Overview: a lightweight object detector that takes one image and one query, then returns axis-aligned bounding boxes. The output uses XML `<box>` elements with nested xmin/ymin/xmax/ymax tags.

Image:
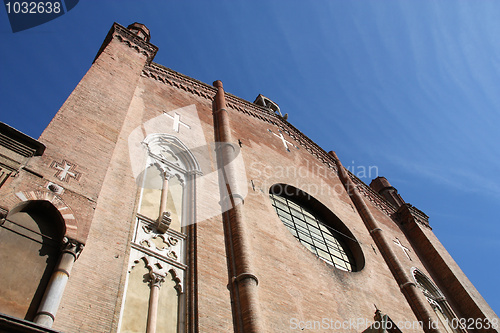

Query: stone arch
<box><xmin>168</xmin><ymin>268</ymin><xmax>183</xmax><ymax>296</ymax></box>
<box><xmin>0</xmin><ymin>199</ymin><xmax>66</xmax><ymax>321</ymax></box>
<box><xmin>412</xmin><ymin>268</ymin><xmax>445</xmax><ymax>301</ymax></box>
<box><xmin>14</xmin><ymin>190</ymin><xmax>78</xmax><ymax>238</ymax></box>
<box><xmin>411</xmin><ymin>267</ymin><xmax>466</xmax><ymax>333</ymax></box>
<box><xmin>143</xmin><ymin>133</ymin><xmax>201</xmax><ymax>174</ymax></box>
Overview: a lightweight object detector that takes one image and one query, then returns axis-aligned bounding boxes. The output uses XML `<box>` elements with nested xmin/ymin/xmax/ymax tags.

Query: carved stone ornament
<box><xmin>157</xmin><ymin>211</ymin><xmax>172</xmax><ymax>233</ymax></box>
<box><xmin>49</xmin><ymin>159</ymin><xmax>82</xmax><ymax>183</ymax></box>
<box><xmin>134</xmin><ymin>217</ymin><xmax>181</xmax><ymax>264</ymax></box>
<box><xmin>148</xmin><ymin>271</ymin><xmax>166</xmax><ymax>288</ymax></box>
<box><xmin>62</xmin><ymin>237</ymin><xmax>84</xmax><ymax>259</ymax></box>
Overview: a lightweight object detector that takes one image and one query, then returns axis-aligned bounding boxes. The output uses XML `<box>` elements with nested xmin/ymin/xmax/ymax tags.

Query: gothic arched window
<box><xmin>269</xmin><ymin>184</ymin><xmax>363</xmax><ymax>272</ymax></box>
<box><xmin>119</xmin><ymin>134</ymin><xmax>200</xmax><ymax>333</ymax></box>
<box><xmin>412</xmin><ymin>268</ymin><xmax>466</xmax><ymax>333</ymax></box>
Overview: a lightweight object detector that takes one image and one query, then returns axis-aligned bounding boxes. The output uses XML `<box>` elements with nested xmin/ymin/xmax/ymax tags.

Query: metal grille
<box><xmin>270</xmin><ymin>193</ymin><xmax>356</xmax><ymax>272</ymax></box>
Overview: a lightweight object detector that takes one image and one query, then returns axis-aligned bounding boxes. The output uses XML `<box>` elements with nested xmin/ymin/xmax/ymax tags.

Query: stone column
<box><xmin>159</xmin><ymin>171</ymin><xmax>170</xmax><ymax>219</ymax></box>
<box><xmin>146</xmin><ymin>272</ymin><xmax>165</xmax><ymax>333</ymax></box>
<box><xmin>157</xmin><ymin>172</ymin><xmax>172</xmax><ymax>233</ymax></box>
<box><xmin>34</xmin><ymin>238</ymin><xmax>84</xmax><ymax>328</ymax></box>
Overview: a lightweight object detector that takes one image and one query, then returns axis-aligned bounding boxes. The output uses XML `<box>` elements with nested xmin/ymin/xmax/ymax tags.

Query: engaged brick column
<box><xmin>213</xmin><ymin>80</ymin><xmax>264</xmax><ymax>333</ymax></box>
<box><xmin>330</xmin><ymin>151</ymin><xmax>441</xmax><ymax>333</ymax></box>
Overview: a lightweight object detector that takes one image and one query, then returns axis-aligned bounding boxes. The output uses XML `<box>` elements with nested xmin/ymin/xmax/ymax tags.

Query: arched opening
<box><xmin>120</xmin><ymin>133</ymin><xmax>199</xmax><ymax>333</ymax></box>
<box><xmin>412</xmin><ymin>268</ymin><xmax>466</xmax><ymax>333</ymax></box>
<box><xmin>0</xmin><ymin>200</ymin><xmax>65</xmax><ymax>321</ymax></box>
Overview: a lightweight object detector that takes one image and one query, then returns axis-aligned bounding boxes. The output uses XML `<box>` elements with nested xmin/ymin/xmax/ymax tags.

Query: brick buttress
<box><xmin>330</xmin><ymin>151</ymin><xmax>441</xmax><ymax>333</ymax></box>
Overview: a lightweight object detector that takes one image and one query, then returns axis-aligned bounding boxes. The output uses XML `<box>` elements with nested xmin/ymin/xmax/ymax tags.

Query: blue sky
<box><xmin>1</xmin><ymin>1</ymin><xmax>499</xmax><ymax>315</ymax></box>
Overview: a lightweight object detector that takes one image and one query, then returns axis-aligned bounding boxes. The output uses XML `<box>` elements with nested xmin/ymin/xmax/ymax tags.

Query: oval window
<box><xmin>269</xmin><ymin>184</ymin><xmax>364</xmax><ymax>272</ymax></box>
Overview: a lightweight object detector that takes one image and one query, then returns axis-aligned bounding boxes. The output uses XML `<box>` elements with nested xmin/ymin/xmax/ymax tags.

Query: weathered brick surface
<box><xmin>2</xmin><ymin>21</ymin><xmax>497</xmax><ymax>333</ymax></box>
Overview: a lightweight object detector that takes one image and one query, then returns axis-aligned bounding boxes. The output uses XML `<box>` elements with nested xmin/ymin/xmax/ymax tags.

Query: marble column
<box><xmin>146</xmin><ymin>272</ymin><xmax>165</xmax><ymax>333</ymax></box>
<box><xmin>34</xmin><ymin>237</ymin><xmax>84</xmax><ymax>327</ymax></box>
<box><xmin>157</xmin><ymin>172</ymin><xmax>172</xmax><ymax>233</ymax></box>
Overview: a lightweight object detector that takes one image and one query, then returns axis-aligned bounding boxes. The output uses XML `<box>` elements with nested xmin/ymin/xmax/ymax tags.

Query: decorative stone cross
<box><xmin>164</xmin><ymin>112</ymin><xmax>191</xmax><ymax>133</ymax></box>
<box><xmin>268</xmin><ymin>129</ymin><xmax>298</xmax><ymax>152</ymax></box>
<box><xmin>50</xmin><ymin>160</ymin><xmax>81</xmax><ymax>183</ymax></box>
<box><xmin>393</xmin><ymin>238</ymin><xmax>412</xmax><ymax>261</ymax></box>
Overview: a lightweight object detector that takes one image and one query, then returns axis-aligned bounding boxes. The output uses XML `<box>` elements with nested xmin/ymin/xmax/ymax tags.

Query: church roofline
<box><xmin>142</xmin><ymin>62</ymin><xmax>428</xmax><ymax>226</ymax></box>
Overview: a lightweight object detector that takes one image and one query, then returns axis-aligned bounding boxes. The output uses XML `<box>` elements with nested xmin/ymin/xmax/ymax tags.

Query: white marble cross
<box><xmin>268</xmin><ymin>129</ymin><xmax>298</xmax><ymax>152</ymax></box>
<box><xmin>393</xmin><ymin>238</ymin><xmax>412</xmax><ymax>261</ymax></box>
<box><xmin>164</xmin><ymin>112</ymin><xmax>191</xmax><ymax>133</ymax></box>
<box><xmin>51</xmin><ymin>160</ymin><xmax>81</xmax><ymax>182</ymax></box>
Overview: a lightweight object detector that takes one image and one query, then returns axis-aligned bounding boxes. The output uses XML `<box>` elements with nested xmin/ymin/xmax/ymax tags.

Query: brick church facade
<box><xmin>0</xmin><ymin>22</ymin><xmax>497</xmax><ymax>333</ymax></box>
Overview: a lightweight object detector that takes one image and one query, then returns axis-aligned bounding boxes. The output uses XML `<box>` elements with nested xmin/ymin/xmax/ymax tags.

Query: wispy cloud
<box><xmin>381</xmin><ymin>152</ymin><xmax>500</xmax><ymax>200</ymax></box>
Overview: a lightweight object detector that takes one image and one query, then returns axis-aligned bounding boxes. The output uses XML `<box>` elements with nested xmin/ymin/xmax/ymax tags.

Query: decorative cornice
<box><xmin>396</xmin><ymin>203</ymin><xmax>432</xmax><ymax>230</ymax></box>
<box><xmin>143</xmin><ymin>64</ymin><xmax>216</xmax><ymax>101</ymax></box>
<box><xmin>351</xmin><ymin>174</ymin><xmax>398</xmax><ymax>216</ymax></box>
<box><xmin>141</xmin><ymin>63</ymin><xmax>423</xmax><ymax>224</ymax></box>
<box><xmin>143</xmin><ymin>64</ymin><xmax>340</xmax><ymax>173</ymax></box>
<box><xmin>275</xmin><ymin>122</ymin><xmax>339</xmax><ymax>173</ymax></box>
<box><xmin>408</xmin><ymin>205</ymin><xmax>431</xmax><ymax>229</ymax></box>
<box><xmin>0</xmin><ymin>122</ymin><xmax>45</xmax><ymax>157</ymax></box>
<box><xmin>94</xmin><ymin>22</ymin><xmax>158</xmax><ymax>64</ymax></box>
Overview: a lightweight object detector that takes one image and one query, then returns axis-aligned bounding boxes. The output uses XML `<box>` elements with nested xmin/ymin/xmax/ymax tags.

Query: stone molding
<box><xmin>408</xmin><ymin>205</ymin><xmax>431</xmax><ymax>229</ymax></box>
<box><xmin>0</xmin><ymin>133</ymin><xmax>37</xmax><ymax>158</ymax></box>
<box><xmin>0</xmin><ymin>313</ymin><xmax>62</xmax><ymax>333</ymax></box>
<box><xmin>396</xmin><ymin>203</ymin><xmax>432</xmax><ymax>230</ymax></box>
<box><xmin>0</xmin><ymin>122</ymin><xmax>45</xmax><ymax>157</ymax></box>
<box><xmin>143</xmin><ymin>64</ymin><xmax>217</xmax><ymax>102</ymax></box>
<box><xmin>141</xmin><ymin>63</ymin><xmax>429</xmax><ymax>225</ymax></box>
<box><xmin>13</xmin><ymin>189</ymin><xmax>79</xmax><ymax>238</ymax></box>
<box><xmin>352</xmin><ymin>175</ymin><xmax>398</xmax><ymax>216</ymax></box>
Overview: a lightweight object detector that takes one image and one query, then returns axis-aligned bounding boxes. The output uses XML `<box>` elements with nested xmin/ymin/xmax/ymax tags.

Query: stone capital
<box><xmin>148</xmin><ymin>272</ymin><xmax>165</xmax><ymax>288</ymax></box>
<box><xmin>61</xmin><ymin>237</ymin><xmax>84</xmax><ymax>260</ymax></box>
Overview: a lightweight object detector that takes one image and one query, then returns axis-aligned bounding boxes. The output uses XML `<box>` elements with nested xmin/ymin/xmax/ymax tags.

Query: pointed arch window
<box><xmin>412</xmin><ymin>268</ymin><xmax>467</xmax><ymax>333</ymax></box>
<box><xmin>119</xmin><ymin>134</ymin><xmax>200</xmax><ymax>333</ymax></box>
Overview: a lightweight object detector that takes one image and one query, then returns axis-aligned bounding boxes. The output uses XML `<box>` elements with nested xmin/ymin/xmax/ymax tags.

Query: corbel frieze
<box><xmin>141</xmin><ymin>63</ymin><xmax>411</xmax><ymax>222</ymax></box>
<box><xmin>94</xmin><ymin>23</ymin><xmax>158</xmax><ymax>64</ymax></box>
<box><xmin>352</xmin><ymin>175</ymin><xmax>398</xmax><ymax>216</ymax></box>
<box><xmin>396</xmin><ymin>203</ymin><xmax>432</xmax><ymax>230</ymax></box>
<box><xmin>112</xmin><ymin>23</ymin><xmax>158</xmax><ymax>64</ymax></box>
